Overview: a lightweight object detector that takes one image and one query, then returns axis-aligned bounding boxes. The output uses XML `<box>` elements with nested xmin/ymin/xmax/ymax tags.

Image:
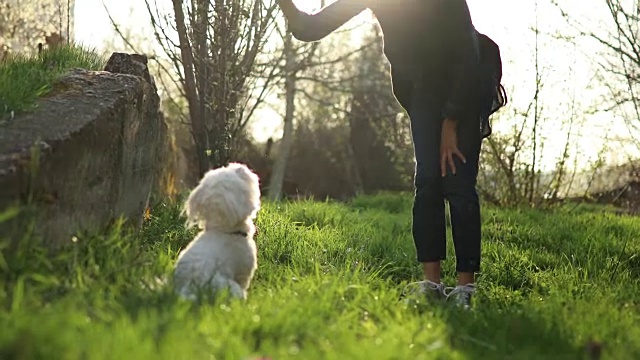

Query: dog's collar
<box><xmin>230</xmin><ymin>230</ymin><xmax>248</xmax><ymax>237</ymax></box>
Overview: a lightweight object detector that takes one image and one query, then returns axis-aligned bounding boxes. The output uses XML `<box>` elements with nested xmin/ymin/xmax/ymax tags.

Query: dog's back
<box><xmin>174</xmin><ymin>231</ymin><xmax>257</xmax><ymax>300</ymax></box>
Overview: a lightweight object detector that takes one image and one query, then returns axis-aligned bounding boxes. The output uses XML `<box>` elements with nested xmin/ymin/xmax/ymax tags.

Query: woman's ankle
<box><xmin>422</xmin><ymin>261</ymin><xmax>442</xmax><ymax>283</ymax></box>
<box><xmin>457</xmin><ymin>272</ymin><xmax>475</xmax><ymax>286</ymax></box>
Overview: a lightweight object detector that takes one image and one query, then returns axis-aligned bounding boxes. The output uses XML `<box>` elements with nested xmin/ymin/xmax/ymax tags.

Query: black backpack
<box><xmin>476</xmin><ymin>31</ymin><xmax>507</xmax><ymax>138</ymax></box>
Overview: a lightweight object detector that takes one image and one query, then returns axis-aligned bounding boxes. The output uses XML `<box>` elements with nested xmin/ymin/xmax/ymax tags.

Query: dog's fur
<box><xmin>174</xmin><ymin>163</ymin><xmax>261</xmax><ymax>300</ymax></box>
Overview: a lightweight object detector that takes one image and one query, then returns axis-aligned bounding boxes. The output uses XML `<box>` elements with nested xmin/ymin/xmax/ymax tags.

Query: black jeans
<box><xmin>409</xmin><ymin>86</ymin><xmax>482</xmax><ymax>273</ymax></box>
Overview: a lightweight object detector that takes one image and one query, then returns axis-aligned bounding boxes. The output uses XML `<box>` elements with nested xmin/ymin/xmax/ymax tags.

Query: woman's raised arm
<box><xmin>277</xmin><ymin>0</ymin><xmax>368</xmax><ymax>42</ymax></box>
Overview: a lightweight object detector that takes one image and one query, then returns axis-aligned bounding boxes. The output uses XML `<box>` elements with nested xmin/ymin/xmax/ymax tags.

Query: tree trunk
<box><xmin>345</xmin><ymin>134</ymin><xmax>364</xmax><ymax>196</ymax></box>
<box><xmin>267</xmin><ymin>32</ymin><xmax>296</xmax><ymax>201</ymax></box>
<box><xmin>209</xmin><ymin>0</ymin><xmax>231</xmax><ymax>169</ymax></box>
<box><xmin>172</xmin><ymin>0</ymin><xmax>209</xmax><ymax>176</ymax></box>
<box><xmin>529</xmin><ymin>0</ymin><xmax>541</xmax><ymax>205</ymax></box>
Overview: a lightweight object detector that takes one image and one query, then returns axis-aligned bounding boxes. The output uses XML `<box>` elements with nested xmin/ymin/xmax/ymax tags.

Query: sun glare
<box><xmin>73</xmin><ymin>0</ymin><xmax>640</xmax><ymax>169</ymax></box>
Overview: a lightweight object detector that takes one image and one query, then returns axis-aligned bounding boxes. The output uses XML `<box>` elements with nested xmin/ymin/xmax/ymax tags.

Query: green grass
<box><xmin>0</xmin><ymin>44</ymin><xmax>106</xmax><ymax>119</ymax></box>
<box><xmin>1</xmin><ymin>193</ymin><xmax>638</xmax><ymax>359</ymax></box>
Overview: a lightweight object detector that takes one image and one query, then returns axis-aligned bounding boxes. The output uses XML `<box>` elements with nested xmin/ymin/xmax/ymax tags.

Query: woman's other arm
<box><xmin>277</xmin><ymin>0</ymin><xmax>368</xmax><ymax>42</ymax></box>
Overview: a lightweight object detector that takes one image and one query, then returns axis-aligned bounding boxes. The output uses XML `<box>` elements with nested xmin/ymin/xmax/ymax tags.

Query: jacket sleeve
<box><xmin>277</xmin><ymin>0</ymin><xmax>368</xmax><ymax>42</ymax></box>
<box><xmin>440</xmin><ymin>0</ymin><xmax>478</xmax><ymax>123</ymax></box>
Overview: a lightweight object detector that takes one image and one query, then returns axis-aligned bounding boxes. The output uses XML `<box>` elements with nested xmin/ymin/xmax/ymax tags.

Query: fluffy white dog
<box><xmin>174</xmin><ymin>162</ymin><xmax>261</xmax><ymax>300</ymax></box>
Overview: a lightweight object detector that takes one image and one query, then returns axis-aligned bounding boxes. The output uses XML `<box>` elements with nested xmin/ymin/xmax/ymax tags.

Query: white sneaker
<box><xmin>402</xmin><ymin>280</ymin><xmax>445</xmax><ymax>305</ymax></box>
<box><xmin>444</xmin><ymin>283</ymin><xmax>476</xmax><ymax>309</ymax></box>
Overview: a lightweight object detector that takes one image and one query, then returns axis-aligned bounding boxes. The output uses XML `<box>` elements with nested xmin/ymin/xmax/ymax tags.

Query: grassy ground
<box><xmin>0</xmin><ymin>193</ymin><xmax>638</xmax><ymax>359</ymax></box>
<box><xmin>0</xmin><ymin>45</ymin><xmax>106</xmax><ymax>120</ymax></box>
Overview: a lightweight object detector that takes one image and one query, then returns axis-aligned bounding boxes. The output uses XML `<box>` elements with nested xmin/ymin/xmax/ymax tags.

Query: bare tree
<box><xmin>134</xmin><ymin>0</ymin><xmax>279</xmax><ymax>176</ymax></box>
<box><xmin>478</xmin><ymin>7</ymin><xmax>549</xmax><ymax>207</ymax></box>
<box><xmin>551</xmin><ymin>0</ymin><xmax>640</xmax><ymax>148</ymax></box>
<box><xmin>477</xmin><ymin>0</ymin><xmax>591</xmax><ymax>207</ymax></box>
<box><xmin>345</xmin><ymin>26</ymin><xmax>413</xmax><ymax>195</ymax></box>
<box><xmin>266</xmin><ymin>0</ymin><xmax>384</xmax><ymax>201</ymax></box>
<box><xmin>527</xmin><ymin>0</ymin><xmax>543</xmax><ymax>205</ymax></box>
<box><xmin>266</xmin><ymin>31</ymin><xmax>298</xmax><ymax>201</ymax></box>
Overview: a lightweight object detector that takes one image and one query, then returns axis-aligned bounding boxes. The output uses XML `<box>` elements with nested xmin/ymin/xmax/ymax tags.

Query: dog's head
<box><xmin>184</xmin><ymin>162</ymin><xmax>261</xmax><ymax>230</ymax></box>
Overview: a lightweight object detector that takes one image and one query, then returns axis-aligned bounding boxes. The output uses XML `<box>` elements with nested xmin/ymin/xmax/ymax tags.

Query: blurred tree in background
<box><xmin>0</xmin><ymin>0</ymin><xmax>74</xmax><ymax>59</ymax></box>
<box><xmin>100</xmin><ymin>0</ymin><xmax>640</xmax><ymax>211</ymax></box>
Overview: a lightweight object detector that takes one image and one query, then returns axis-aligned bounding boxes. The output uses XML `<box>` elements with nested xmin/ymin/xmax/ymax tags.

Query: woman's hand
<box><xmin>440</xmin><ymin>118</ymin><xmax>466</xmax><ymax>177</ymax></box>
<box><xmin>276</xmin><ymin>0</ymin><xmax>368</xmax><ymax>42</ymax></box>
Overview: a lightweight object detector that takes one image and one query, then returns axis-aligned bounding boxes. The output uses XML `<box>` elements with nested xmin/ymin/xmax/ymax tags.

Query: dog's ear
<box><xmin>233</xmin><ymin>164</ymin><xmax>261</xmax><ymax>218</ymax></box>
<box><xmin>184</xmin><ymin>175</ymin><xmax>243</xmax><ymax>229</ymax></box>
<box><xmin>228</xmin><ymin>161</ymin><xmax>260</xmax><ymax>194</ymax></box>
<box><xmin>229</xmin><ymin>163</ymin><xmax>260</xmax><ymax>185</ymax></box>
<box><xmin>183</xmin><ymin>182</ymin><xmax>210</xmax><ymax>228</ymax></box>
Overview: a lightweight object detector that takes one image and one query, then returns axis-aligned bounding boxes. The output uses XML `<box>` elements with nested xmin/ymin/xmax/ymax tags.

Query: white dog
<box><xmin>174</xmin><ymin>162</ymin><xmax>261</xmax><ymax>300</ymax></box>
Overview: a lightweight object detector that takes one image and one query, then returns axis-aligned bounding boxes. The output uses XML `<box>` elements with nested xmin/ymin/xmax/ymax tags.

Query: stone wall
<box><xmin>0</xmin><ymin>53</ymin><xmax>167</xmax><ymax>247</ymax></box>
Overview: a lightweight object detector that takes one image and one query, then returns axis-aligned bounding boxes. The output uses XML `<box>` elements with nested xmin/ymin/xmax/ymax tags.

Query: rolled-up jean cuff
<box><xmin>456</xmin><ymin>258</ymin><xmax>481</xmax><ymax>273</ymax></box>
<box><xmin>417</xmin><ymin>254</ymin><xmax>446</xmax><ymax>263</ymax></box>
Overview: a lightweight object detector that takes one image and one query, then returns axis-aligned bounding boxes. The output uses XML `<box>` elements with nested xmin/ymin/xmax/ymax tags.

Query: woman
<box><xmin>277</xmin><ymin>0</ymin><xmax>483</xmax><ymax>308</ymax></box>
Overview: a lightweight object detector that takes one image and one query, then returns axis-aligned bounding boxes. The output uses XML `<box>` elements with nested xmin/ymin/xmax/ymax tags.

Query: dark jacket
<box><xmin>284</xmin><ymin>0</ymin><xmax>480</xmax><ymax>123</ymax></box>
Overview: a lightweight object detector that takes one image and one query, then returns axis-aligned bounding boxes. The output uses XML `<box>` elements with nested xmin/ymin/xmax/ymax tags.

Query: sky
<box><xmin>74</xmin><ymin>0</ymin><xmax>640</xmax><ymax>171</ymax></box>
